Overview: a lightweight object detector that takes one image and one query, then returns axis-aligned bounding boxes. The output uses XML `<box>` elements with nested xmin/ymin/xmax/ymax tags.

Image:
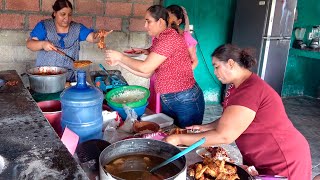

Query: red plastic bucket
<box><xmin>37</xmin><ymin>100</ymin><xmax>62</xmax><ymax>137</ymax></box>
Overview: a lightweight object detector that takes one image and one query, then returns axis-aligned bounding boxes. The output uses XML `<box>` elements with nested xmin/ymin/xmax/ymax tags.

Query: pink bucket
<box><xmin>37</xmin><ymin>100</ymin><xmax>62</xmax><ymax>137</ymax></box>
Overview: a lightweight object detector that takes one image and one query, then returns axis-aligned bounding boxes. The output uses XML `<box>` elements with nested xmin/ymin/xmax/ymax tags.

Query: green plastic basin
<box><xmin>105</xmin><ymin>85</ymin><xmax>150</xmax><ymax>108</ymax></box>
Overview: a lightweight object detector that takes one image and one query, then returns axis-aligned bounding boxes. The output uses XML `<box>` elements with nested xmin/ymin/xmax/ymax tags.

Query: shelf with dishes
<box><xmin>289</xmin><ymin>48</ymin><xmax>320</xmax><ymax>60</ymax></box>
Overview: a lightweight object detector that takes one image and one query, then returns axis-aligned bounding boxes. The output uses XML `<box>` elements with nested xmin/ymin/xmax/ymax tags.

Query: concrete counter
<box><xmin>0</xmin><ymin>70</ymin><xmax>88</xmax><ymax>179</ymax></box>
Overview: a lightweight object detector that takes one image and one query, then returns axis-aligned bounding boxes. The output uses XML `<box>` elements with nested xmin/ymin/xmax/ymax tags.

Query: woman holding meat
<box><xmin>26</xmin><ymin>0</ymin><xmax>111</xmax><ymax>81</ymax></box>
<box><xmin>105</xmin><ymin>5</ymin><xmax>205</xmax><ymax>128</ymax></box>
<box><xmin>164</xmin><ymin>44</ymin><xmax>311</xmax><ymax>179</ymax></box>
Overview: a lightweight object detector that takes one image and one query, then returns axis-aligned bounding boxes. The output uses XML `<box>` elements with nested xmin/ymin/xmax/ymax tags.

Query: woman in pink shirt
<box><xmin>167</xmin><ymin>5</ymin><xmax>198</xmax><ymax>69</ymax></box>
<box><xmin>164</xmin><ymin>44</ymin><xmax>311</xmax><ymax>179</ymax></box>
<box><xmin>105</xmin><ymin>5</ymin><xmax>204</xmax><ymax>128</ymax></box>
<box><xmin>148</xmin><ymin>5</ymin><xmax>199</xmax><ymax>114</ymax></box>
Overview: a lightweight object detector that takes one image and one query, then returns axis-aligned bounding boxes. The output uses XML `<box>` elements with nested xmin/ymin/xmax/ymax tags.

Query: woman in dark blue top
<box><xmin>26</xmin><ymin>0</ymin><xmax>112</xmax><ymax>81</ymax></box>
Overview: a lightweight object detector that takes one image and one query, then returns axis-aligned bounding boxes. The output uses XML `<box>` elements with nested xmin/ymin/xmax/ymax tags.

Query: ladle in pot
<box><xmin>150</xmin><ymin>137</ymin><xmax>206</xmax><ymax>173</ymax></box>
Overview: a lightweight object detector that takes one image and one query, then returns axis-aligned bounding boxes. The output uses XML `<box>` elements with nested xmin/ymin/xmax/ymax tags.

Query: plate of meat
<box><xmin>196</xmin><ymin>145</ymin><xmax>243</xmax><ymax>165</ymax></box>
<box><xmin>187</xmin><ymin>158</ymin><xmax>253</xmax><ymax>180</ymax></box>
<box><xmin>123</xmin><ymin>49</ymin><xmax>144</xmax><ymax>57</ymax></box>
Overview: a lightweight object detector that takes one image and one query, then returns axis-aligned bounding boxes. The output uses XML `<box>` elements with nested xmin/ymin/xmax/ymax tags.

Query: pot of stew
<box><xmin>99</xmin><ymin>138</ymin><xmax>187</xmax><ymax>180</ymax></box>
<box><xmin>27</xmin><ymin>66</ymin><xmax>67</xmax><ymax>93</ymax></box>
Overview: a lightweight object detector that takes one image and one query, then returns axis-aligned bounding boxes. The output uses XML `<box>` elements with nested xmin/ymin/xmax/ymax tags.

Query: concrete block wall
<box><xmin>0</xmin><ymin>0</ymin><xmax>159</xmax><ymax>88</ymax></box>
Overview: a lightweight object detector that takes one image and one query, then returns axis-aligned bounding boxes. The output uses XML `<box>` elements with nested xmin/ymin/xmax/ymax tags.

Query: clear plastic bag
<box><xmin>118</xmin><ymin>105</ymin><xmax>137</xmax><ymax>133</ymax></box>
<box><xmin>102</xmin><ymin>110</ymin><xmax>122</xmax><ymax>143</ymax></box>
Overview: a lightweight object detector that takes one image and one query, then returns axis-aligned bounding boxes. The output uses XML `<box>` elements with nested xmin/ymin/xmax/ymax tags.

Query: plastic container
<box><xmin>141</xmin><ymin>113</ymin><xmax>174</xmax><ymax>128</ymax></box>
<box><xmin>107</xmin><ymin>102</ymin><xmax>148</xmax><ymax>120</ymax></box>
<box><xmin>105</xmin><ymin>85</ymin><xmax>150</xmax><ymax>108</ymax></box>
<box><xmin>37</xmin><ymin>100</ymin><xmax>62</xmax><ymax>137</ymax></box>
<box><xmin>60</xmin><ymin>70</ymin><xmax>104</xmax><ymax>143</ymax></box>
<box><xmin>0</xmin><ymin>79</ymin><xmax>4</xmax><ymax>88</ymax></box>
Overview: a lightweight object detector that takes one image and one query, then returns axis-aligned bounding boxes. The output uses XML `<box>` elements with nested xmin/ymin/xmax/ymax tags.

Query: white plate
<box><xmin>196</xmin><ymin>144</ymin><xmax>243</xmax><ymax>165</ymax></box>
<box><xmin>140</xmin><ymin>113</ymin><xmax>174</xmax><ymax>128</ymax></box>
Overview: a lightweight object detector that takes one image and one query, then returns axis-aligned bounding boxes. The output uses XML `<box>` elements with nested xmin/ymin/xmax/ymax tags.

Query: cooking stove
<box><xmin>90</xmin><ymin>70</ymin><xmax>128</xmax><ymax>93</ymax></box>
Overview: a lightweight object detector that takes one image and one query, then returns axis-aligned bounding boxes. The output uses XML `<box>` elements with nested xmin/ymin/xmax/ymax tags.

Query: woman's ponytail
<box><xmin>212</xmin><ymin>44</ymin><xmax>257</xmax><ymax>70</ymax></box>
<box><xmin>170</xmin><ymin>22</ymin><xmax>180</xmax><ymax>33</ymax></box>
<box><xmin>240</xmin><ymin>49</ymin><xmax>256</xmax><ymax>69</ymax></box>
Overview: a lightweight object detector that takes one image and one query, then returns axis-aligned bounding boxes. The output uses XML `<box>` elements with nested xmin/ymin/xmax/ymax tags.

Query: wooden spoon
<box><xmin>53</xmin><ymin>49</ymin><xmax>92</xmax><ymax>68</ymax></box>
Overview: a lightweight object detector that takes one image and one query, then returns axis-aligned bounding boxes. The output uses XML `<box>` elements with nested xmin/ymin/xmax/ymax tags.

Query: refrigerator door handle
<box><xmin>262</xmin><ymin>36</ymin><xmax>292</xmax><ymax>40</ymax></box>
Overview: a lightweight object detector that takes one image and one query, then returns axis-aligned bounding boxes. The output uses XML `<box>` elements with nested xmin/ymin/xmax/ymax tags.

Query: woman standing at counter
<box><xmin>105</xmin><ymin>5</ymin><xmax>205</xmax><ymax>128</ymax></box>
<box><xmin>26</xmin><ymin>0</ymin><xmax>111</xmax><ymax>81</ymax></box>
<box><xmin>164</xmin><ymin>44</ymin><xmax>311</xmax><ymax>179</ymax></box>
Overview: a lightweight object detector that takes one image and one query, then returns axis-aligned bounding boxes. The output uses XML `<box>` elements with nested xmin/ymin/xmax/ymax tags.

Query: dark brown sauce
<box><xmin>104</xmin><ymin>154</ymin><xmax>181</xmax><ymax>180</ymax></box>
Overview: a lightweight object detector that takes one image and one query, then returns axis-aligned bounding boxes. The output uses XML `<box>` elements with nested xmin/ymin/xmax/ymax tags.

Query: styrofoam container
<box><xmin>140</xmin><ymin>113</ymin><xmax>174</xmax><ymax>128</ymax></box>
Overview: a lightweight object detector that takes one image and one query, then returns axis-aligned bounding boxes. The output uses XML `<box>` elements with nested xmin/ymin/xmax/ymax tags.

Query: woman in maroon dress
<box><xmin>164</xmin><ymin>44</ymin><xmax>311</xmax><ymax>179</ymax></box>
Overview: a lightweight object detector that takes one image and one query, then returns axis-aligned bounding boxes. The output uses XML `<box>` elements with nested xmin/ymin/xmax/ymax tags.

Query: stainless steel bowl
<box><xmin>27</xmin><ymin>66</ymin><xmax>67</xmax><ymax>94</ymax></box>
<box><xmin>99</xmin><ymin>138</ymin><xmax>187</xmax><ymax>180</ymax></box>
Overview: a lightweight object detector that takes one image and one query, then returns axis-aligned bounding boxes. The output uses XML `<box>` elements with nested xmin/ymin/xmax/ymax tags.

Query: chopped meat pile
<box><xmin>205</xmin><ymin>147</ymin><xmax>234</xmax><ymax>163</ymax></box>
<box><xmin>98</xmin><ymin>36</ymin><xmax>106</xmax><ymax>49</ymax></box>
<box><xmin>97</xmin><ymin>30</ymin><xmax>113</xmax><ymax>49</ymax></box>
<box><xmin>188</xmin><ymin>157</ymin><xmax>240</xmax><ymax>180</ymax></box>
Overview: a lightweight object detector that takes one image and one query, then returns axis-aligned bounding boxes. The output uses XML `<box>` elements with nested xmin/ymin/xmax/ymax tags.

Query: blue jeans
<box><xmin>160</xmin><ymin>83</ymin><xmax>205</xmax><ymax>128</ymax></box>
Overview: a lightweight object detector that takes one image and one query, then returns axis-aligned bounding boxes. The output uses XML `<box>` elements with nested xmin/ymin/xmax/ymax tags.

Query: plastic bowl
<box><xmin>133</xmin><ymin>121</ymin><xmax>160</xmax><ymax>134</ymax></box>
<box><xmin>105</xmin><ymin>85</ymin><xmax>150</xmax><ymax>108</ymax></box>
<box><xmin>107</xmin><ymin>102</ymin><xmax>148</xmax><ymax>120</ymax></box>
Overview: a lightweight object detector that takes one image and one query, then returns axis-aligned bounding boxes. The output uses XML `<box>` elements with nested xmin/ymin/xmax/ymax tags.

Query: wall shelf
<box><xmin>289</xmin><ymin>48</ymin><xmax>320</xmax><ymax>59</ymax></box>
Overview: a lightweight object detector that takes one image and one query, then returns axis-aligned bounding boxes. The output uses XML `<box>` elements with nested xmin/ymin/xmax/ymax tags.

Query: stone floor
<box><xmin>203</xmin><ymin>96</ymin><xmax>320</xmax><ymax>179</ymax></box>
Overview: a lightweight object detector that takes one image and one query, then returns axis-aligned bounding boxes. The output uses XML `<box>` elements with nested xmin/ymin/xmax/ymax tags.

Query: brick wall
<box><xmin>0</xmin><ymin>0</ymin><xmax>159</xmax><ymax>87</ymax></box>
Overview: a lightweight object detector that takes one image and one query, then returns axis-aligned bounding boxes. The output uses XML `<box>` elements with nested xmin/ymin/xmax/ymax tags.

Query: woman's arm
<box><xmin>188</xmin><ymin>46</ymin><xmax>198</xmax><ymax>70</ymax></box>
<box><xmin>106</xmin><ymin>50</ymin><xmax>166</xmax><ymax>74</ymax></box>
<box><xmin>186</xmin><ymin>118</ymin><xmax>220</xmax><ymax>132</ymax></box>
<box><xmin>164</xmin><ymin>105</ymin><xmax>256</xmax><ymax>147</ymax></box>
<box><xmin>26</xmin><ymin>37</ymin><xmax>57</xmax><ymax>52</ymax></box>
<box><xmin>118</xmin><ymin>61</ymin><xmax>153</xmax><ymax>78</ymax></box>
<box><xmin>121</xmin><ymin>52</ymin><xmax>166</xmax><ymax>74</ymax></box>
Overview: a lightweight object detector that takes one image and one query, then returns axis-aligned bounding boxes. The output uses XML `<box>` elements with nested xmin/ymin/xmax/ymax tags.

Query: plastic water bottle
<box><xmin>60</xmin><ymin>70</ymin><xmax>104</xmax><ymax>143</ymax></box>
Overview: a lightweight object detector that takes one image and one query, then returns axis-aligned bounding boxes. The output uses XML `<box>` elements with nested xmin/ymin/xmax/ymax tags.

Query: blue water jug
<box><xmin>60</xmin><ymin>70</ymin><xmax>104</xmax><ymax>143</ymax></box>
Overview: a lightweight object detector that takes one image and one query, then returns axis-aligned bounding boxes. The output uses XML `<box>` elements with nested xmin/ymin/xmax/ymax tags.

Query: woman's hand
<box><xmin>163</xmin><ymin>134</ymin><xmax>181</xmax><ymax>146</ymax></box>
<box><xmin>186</xmin><ymin>125</ymin><xmax>203</xmax><ymax>132</ymax></box>
<box><xmin>94</xmin><ymin>29</ymin><xmax>113</xmax><ymax>39</ymax></box>
<box><xmin>42</xmin><ymin>41</ymin><xmax>56</xmax><ymax>51</ymax></box>
<box><xmin>105</xmin><ymin>49</ymin><xmax>123</xmax><ymax>66</ymax></box>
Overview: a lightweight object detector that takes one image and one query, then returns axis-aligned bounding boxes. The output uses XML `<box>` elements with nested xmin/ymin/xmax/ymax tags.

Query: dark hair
<box><xmin>147</xmin><ymin>5</ymin><xmax>169</xmax><ymax>26</ymax></box>
<box><xmin>166</xmin><ymin>5</ymin><xmax>185</xmax><ymax>25</ymax></box>
<box><xmin>51</xmin><ymin>0</ymin><xmax>73</xmax><ymax>19</ymax></box>
<box><xmin>211</xmin><ymin>44</ymin><xmax>257</xmax><ymax>69</ymax></box>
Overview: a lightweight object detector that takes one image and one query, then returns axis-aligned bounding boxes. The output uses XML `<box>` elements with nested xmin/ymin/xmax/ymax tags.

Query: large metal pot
<box><xmin>27</xmin><ymin>66</ymin><xmax>67</xmax><ymax>93</ymax></box>
<box><xmin>99</xmin><ymin>138</ymin><xmax>186</xmax><ymax>180</ymax></box>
